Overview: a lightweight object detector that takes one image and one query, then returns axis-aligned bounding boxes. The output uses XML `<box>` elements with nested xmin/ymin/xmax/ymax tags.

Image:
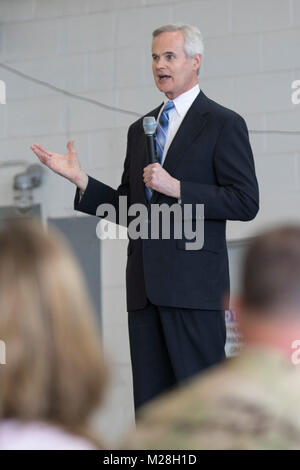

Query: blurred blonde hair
<box><xmin>0</xmin><ymin>219</ymin><xmax>108</xmax><ymax>447</ymax></box>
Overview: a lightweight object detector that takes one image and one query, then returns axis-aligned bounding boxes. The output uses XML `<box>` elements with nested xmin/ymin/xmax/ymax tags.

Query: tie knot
<box><xmin>163</xmin><ymin>100</ymin><xmax>175</xmax><ymax>114</ymax></box>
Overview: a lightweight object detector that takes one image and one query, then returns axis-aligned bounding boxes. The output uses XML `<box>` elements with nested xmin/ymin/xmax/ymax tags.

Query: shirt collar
<box><xmin>164</xmin><ymin>83</ymin><xmax>200</xmax><ymax>117</ymax></box>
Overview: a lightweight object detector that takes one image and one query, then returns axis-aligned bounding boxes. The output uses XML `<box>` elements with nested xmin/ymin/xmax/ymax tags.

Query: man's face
<box><xmin>152</xmin><ymin>31</ymin><xmax>201</xmax><ymax>100</ymax></box>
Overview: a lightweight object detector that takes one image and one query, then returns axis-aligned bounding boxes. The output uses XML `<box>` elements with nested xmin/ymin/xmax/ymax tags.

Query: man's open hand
<box><xmin>30</xmin><ymin>141</ymin><xmax>88</xmax><ymax>191</ymax></box>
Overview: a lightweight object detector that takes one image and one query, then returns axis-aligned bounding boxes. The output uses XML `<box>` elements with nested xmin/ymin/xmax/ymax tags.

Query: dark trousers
<box><xmin>128</xmin><ymin>299</ymin><xmax>226</xmax><ymax>411</ymax></box>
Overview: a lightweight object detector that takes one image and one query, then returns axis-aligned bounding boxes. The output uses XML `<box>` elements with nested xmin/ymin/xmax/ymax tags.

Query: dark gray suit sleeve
<box><xmin>180</xmin><ymin>114</ymin><xmax>259</xmax><ymax>221</ymax></box>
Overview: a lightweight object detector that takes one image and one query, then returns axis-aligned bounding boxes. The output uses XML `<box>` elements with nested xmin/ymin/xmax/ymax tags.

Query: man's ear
<box><xmin>223</xmin><ymin>291</ymin><xmax>230</xmax><ymax>311</ymax></box>
<box><xmin>193</xmin><ymin>53</ymin><xmax>202</xmax><ymax>71</ymax></box>
<box><xmin>231</xmin><ymin>295</ymin><xmax>255</xmax><ymax>339</ymax></box>
<box><xmin>231</xmin><ymin>295</ymin><xmax>244</xmax><ymax>324</ymax></box>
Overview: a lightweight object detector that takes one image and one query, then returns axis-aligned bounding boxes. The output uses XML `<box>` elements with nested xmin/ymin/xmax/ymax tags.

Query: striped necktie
<box><xmin>145</xmin><ymin>100</ymin><xmax>175</xmax><ymax>201</ymax></box>
<box><xmin>156</xmin><ymin>100</ymin><xmax>175</xmax><ymax>164</ymax></box>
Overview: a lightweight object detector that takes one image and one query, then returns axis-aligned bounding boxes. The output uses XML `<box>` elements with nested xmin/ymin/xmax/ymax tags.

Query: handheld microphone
<box><xmin>143</xmin><ymin>116</ymin><xmax>158</xmax><ymax>164</ymax></box>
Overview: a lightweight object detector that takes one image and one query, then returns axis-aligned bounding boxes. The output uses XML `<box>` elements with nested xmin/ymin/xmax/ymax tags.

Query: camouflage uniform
<box><xmin>122</xmin><ymin>347</ymin><xmax>300</xmax><ymax>450</ymax></box>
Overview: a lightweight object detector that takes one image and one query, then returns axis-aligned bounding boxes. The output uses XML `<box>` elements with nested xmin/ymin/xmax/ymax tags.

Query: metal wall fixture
<box><xmin>13</xmin><ymin>164</ymin><xmax>44</xmax><ymax>210</ymax></box>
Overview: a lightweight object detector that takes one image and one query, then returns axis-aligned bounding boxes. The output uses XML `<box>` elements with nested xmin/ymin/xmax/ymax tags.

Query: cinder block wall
<box><xmin>0</xmin><ymin>0</ymin><xmax>299</xmax><ymax>445</ymax></box>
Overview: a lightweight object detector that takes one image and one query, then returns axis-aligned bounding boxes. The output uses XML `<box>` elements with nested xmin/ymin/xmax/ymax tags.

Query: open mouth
<box><xmin>158</xmin><ymin>75</ymin><xmax>171</xmax><ymax>82</ymax></box>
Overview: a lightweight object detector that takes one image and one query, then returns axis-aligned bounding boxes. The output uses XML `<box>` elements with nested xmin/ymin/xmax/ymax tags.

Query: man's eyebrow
<box><xmin>152</xmin><ymin>51</ymin><xmax>177</xmax><ymax>57</ymax></box>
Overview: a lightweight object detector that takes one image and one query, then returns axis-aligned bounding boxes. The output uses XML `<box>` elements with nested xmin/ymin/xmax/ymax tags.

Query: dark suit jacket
<box><xmin>74</xmin><ymin>90</ymin><xmax>259</xmax><ymax>312</ymax></box>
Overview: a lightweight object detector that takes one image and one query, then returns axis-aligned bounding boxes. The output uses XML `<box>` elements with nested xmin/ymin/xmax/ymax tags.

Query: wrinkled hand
<box><xmin>143</xmin><ymin>163</ymin><xmax>181</xmax><ymax>199</ymax></box>
<box><xmin>30</xmin><ymin>141</ymin><xmax>88</xmax><ymax>190</ymax></box>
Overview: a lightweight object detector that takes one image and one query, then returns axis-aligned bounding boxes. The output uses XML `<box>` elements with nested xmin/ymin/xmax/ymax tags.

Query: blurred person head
<box><xmin>152</xmin><ymin>23</ymin><xmax>203</xmax><ymax>100</ymax></box>
<box><xmin>234</xmin><ymin>225</ymin><xmax>300</xmax><ymax>353</ymax></box>
<box><xmin>0</xmin><ymin>219</ymin><xmax>108</xmax><ymax>448</ymax></box>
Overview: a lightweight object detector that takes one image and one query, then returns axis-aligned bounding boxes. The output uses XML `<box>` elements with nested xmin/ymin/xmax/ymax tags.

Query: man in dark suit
<box><xmin>31</xmin><ymin>24</ymin><xmax>259</xmax><ymax>412</ymax></box>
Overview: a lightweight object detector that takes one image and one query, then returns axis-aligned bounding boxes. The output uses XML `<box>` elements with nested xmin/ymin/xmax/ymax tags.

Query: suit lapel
<box><xmin>162</xmin><ymin>107</ymin><xmax>208</xmax><ymax>174</ymax></box>
<box><xmin>150</xmin><ymin>90</ymin><xmax>210</xmax><ymax>203</ymax></box>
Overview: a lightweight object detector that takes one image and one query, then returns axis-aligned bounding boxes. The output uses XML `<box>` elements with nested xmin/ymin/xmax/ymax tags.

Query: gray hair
<box><xmin>152</xmin><ymin>23</ymin><xmax>204</xmax><ymax>75</ymax></box>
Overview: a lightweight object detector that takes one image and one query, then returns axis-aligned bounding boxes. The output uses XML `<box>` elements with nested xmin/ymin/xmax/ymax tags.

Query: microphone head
<box><xmin>143</xmin><ymin>116</ymin><xmax>157</xmax><ymax>135</ymax></box>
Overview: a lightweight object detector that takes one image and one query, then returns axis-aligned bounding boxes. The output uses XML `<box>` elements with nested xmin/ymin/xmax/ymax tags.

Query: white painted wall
<box><xmin>0</xmin><ymin>0</ymin><xmax>300</xmax><ymax>446</ymax></box>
